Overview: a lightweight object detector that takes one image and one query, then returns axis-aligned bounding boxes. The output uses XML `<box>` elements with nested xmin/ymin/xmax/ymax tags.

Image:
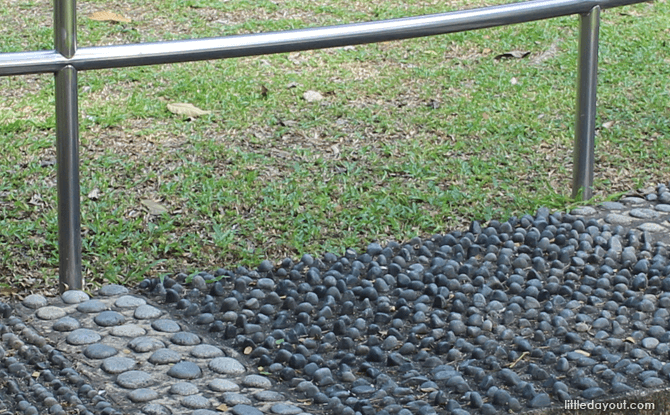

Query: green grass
<box><xmin>0</xmin><ymin>0</ymin><xmax>668</xmax><ymax>291</ymax></box>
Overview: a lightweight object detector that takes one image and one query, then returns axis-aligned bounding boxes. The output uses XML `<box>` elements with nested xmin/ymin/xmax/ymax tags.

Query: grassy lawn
<box><xmin>0</xmin><ymin>0</ymin><xmax>668</xmax><ymax>293</ymax></box>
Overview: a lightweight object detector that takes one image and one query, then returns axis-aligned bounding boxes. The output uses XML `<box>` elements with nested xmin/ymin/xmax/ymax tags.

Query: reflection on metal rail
<box><xmin>0</xmin><ymin>0</ymin><xmax>650</xmax><ymax>292</ymax></box>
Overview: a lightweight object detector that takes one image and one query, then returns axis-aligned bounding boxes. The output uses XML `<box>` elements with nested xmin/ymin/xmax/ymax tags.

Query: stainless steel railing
<box><xmin>0</xmin><ymin>0</ymin><xmax>650</xmax><ymax>291</ymax></box>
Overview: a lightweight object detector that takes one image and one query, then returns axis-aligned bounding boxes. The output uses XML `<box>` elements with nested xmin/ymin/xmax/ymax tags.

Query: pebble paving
<box><xmin>4</xmin><ymin>187</ymin><xmax>670</xmax><ymax>415</ymax></box>
<box><xmin>16</xmin><ymin>286</ymin><xmax>311</xmax><ymax>415</ymax></box>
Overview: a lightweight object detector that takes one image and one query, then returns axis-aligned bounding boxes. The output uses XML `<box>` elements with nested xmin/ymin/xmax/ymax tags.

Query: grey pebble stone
<box><xmin>36</xmin><ymin>306</ymin><xmax>66</xmax><ymax>320</ymax></box>
<box><xmin>181</xmin><ymin>395</ymin><xmax>211</xmax><ymax>409</ymax></box>
<box><xmin>66</xmin><ymin>329</ymin><xmax>101</xmax><ymax>345</ymax></box>
<box><xmin>129</xmin><ymin>337</ymin><xmax>165</xmax><ymax>353</ymax></box>
<box><xmin>642</xmin><ymin>338</ymin><xmax>660</xmax><ymax>349</ymax></box>
<box><xmin>110</xmin><ymin>324</ymin><xmax>146</xmax><ymax>337</ymax></box>
<box><xmin>605</xmin><ymin>214</ymin><xmax>634</xmax><ymax>225</ymax></box>
<box><xmin>117</xmin><ymin>370</ymin><xmax>155</xmax><ymax>389</ymax></box>
<box><xmin>209</xmin><ymin>357</ymin><xmax>246</xmax><ymax>374</ymax></box>
<box><xmin>581</xmin><ymin>387</ymin><xmax>605</xmax><ymax>399</ymax></box>
<box><xmin>223</xmin><ymin>392</ymin><xmax>252</xmax><ymax>405</ymax></box>
<box><xmin>142</xmin><ymin>403</ymin><xmax>172</xmax><ymax>415</ymax></box>
<box><xmin>94</xmin><ymin>310</ymin><xmax>126</xmax><ymax>327</ymax></box>
<box><xmin>170</xmin><ymin>382</ymin><xmax>199</xmax><ymax>396</ymax></box>
<box><xmin>630</xmin><ymin>208</ymin><xmax>660</xmax><ymax>219</ymax></box>
<box><xmin>168</xmin><ymin>361</ymin><xmax>202</xmax><ymax>380</ymax></box>
<box><xmin>61</xmin><ymin>290</ymin><xmax>90</xmax><ymax>304</ymax></box>
<box><xmin>621</xmin><ymin>196</ymin><xmax>646</xmax><ymax>204</ymax></box>
<box><xmin>231</xmin><ymin>405</ymin><xmax>263</xmax><ymax>415</ymax></box>
<box><xmin>253</xmin><ymin>391</ymin><xmax>284</xmax><ymax>401</ymax></box>
<box><xmin>192</xmin><ymin>275</ymin><xmax>208</xmax><ymax>291</ymax></box>
<box><xmin>22</xmin><ymin>294</ymin><xmax>47</xmax><ymax>309</ymax></box>
<box><xmin>271</xmin><ymin>404</ymin><xmax>303</xmax><ymax>414</ymax></box>
<box><xmin>151</xmin><ymin>319</ymin><xmax>181</xmax><ymax>333</ymax></box>
<box><xmin>134</xmin><ymin>304</ymin><xmax>163</xmax><ymax>319</ymax></box>
<box><xmin>190</xmin><ymin>344</ymin><xmax>223</xmax><ymax>358</ymax></box>
<box><xmin>171</xmin><ymin>332</ymin><xmax>201</xmax><ymax>346</ymax></box>
<box><xmin>76</xmin><ymin>300</ymin><xmax>108</xmax><ymax>313</ymax></box>
<box><xmin>638</xmin><ymin>223</ymin><xmax>666</xmax><ymax>232</ymax></box>
<box><xmin>643</xmin><ymin>377</ymin><xmax>665</xmax><ymax>388</ymax></box>
<box><xmin>115</xmin><ymin>295</ymin><xmax>147</xmax><ymax>308</ymax></box>
<box><xmin>655</xmin><ymin>204</ymin><xmax>670</xmax><ymax>212</ymax></box>
<box><xmin>148</xmin><ymin>348</ymin><xmax>181</xmax><ymax>365</ymax></box>
<box><xmin>242</xmin><ymin>374</ymin><xmax>272</xmax><ymax>388</ymax></box>
<box><xmin>101</xmin><ymin>356</ymin><xmax>137</xmax><ymax>374</ymax></box>
<box><xmin>98</xmin><ymin>284</ymin><xmax>129</xmax><ymax>296</ymax></box>
<box><xmin>84</xmin><ymin>344</ymin><xmax>118</xmax><ymax>359</ymax></box>
<box><xmin>208</xmin><ymin>378</ymin><xmax>240</xmax><ymax>392</ymax></box>
<box><xmin>601</xmin><ymin>201</ymin><xmax>625</xmax><ymax>210</ymax></box>
<box><xmin>53</xmin><ymin>316</ymin><xmax>80</xmax><ymax>332</ymax></box>
<box><xmin>128</xmin><ymin>388</ymin><xmax>159</xmax><ymax>403</ymax></box>
<box><xmin>571</xmin><ymin>207</ymin><xmax>596</xmax><ymax>216</ymax></box>
<box><xmin>192</xmin><ymin>411</ymin><xmax>220</xmax><ymax>415</ymax></box>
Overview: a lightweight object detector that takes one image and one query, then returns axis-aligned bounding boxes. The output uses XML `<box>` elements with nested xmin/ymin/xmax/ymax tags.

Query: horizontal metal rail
<box><xmin>0</xmin><ymin>0</ymin><xmax>650</xmax><ymax>291</ymax></box>
<box><xmin>0</xmin><ymin>0</ymin><xmax>647</xmax><ymax>75</ymax></box>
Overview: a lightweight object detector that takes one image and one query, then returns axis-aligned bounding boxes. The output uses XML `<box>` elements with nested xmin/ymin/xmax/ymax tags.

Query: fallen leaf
<box><xmin>494</xmin><ymin>50</ymin><xmax>531</xmax><ymax>60</ymax></box>
<box><xmin>244</xmin><ymin>346</ymin><xmax>252</xmax><ymax>355</ymax></box>
<box><xmin>216</xmin><ymin>403</ymin><xmax>228</xmax><ymax>411</ymax></box>
<box><xmin>303</xmin><ymin>90</ymin><xmax>324</xmax><ymax>102</ymax></box>
<box><xmin>625</xmin><ymin>336</ymin><xmax>636</xmax><ymax>344</ymax></box>
<box><xmin>167</xmin><ymin>102</ymin><xmax>211</xmax><ymax>118</ymax></box>
<box><xmin>141</xmin><ymin>199</ymin><xmax>168</xmax><ymax>215</ymax></box>
<box><xmin>575</xmin><ymin>350</ymin><xmax>590</xmax><ymax>356</ymax></box>
<box><xmin>510</xmin><ymin>77</ymin><xmax>518</xmax><ymax>85</ymax></box>
<box><xmin>87</xmin><ymin>188</ymin><xmax>101</xmax><ymax>200</ymax></box>
<box><xmin>286</xmin><ymin>82</ymin><xmax>301</xmax><ymax>89</ymax></box>
<box><xmin>88</xmin><ymin>11</ymin><xmax>131</xmax><ymax>23</ymax></box>
<box><xmin>260</xmin><ymin>85</ymin><xmax>269</xmax><ymax>98</ymax></box>
<box><xmin>602</xmin><ymin>120</ymin><xmax>615</xmax><ymax>129</ymax></box>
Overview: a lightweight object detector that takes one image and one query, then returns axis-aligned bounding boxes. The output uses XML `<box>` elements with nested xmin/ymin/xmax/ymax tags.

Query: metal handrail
<box><xmin>0</xmin><ymin>0</ymin><xmax>650</xmax><ymax>291</ymax></box>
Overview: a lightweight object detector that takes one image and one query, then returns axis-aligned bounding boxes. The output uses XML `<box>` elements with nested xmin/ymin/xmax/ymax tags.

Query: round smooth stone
<box><xmin>190</xmin><ymin>344</ymin><xmax>223</xmax><ymax>358</ymax></box>
<box><xmin>630</xmin><ymin>208</ymin><xmax>659</xmax><ymax>219</ymax></box>
<box><xmin>53</xmin><ymin>316</ymin><xmax>80</xmax><ymax>331</ymax></box>
<box><xmin>36</xmin><ymin>307</ymin><xmax>66</xmax><ymax>320</ymax></box>
<box><xmin>116</xmin><ymin>370</ymin><xmax>155</xmax><ymax>389</ymax></box>
<box><xmin>571</xmin><ymin>207</ymin><xmax>596</xmax><ymax>216</ymax></box>
<box><xmin>115</xmin><ymin>295</ymin><xmax>146</xmax><ymax>308</ymax></box>
<box><xmin>192</xmin><ymin>411</ymin><xmax>220</xmax><ymax>415</ymax></box>
<box><xmin>76</xmin><ymin>300</ymin><xmax>108</xmax><ymax>313</ymax></box>
<box><xmin>638</xmin><ymin>223</ymin><xmax>666</xmax><ymax>233</ymax></box>
<box><xmin>271</xmin><ymin>404</ymin><xmax>302</xmax><ymax>415</ymax></box>
<box><xmin>148</xmin><ymin>348</ymin><xmax>181</xmax><ymax>365</ymax></box>
<box><xmin>129</xmin><ymin>337</ymin><xmax>165</xmax><ymax>353</ymax></box>
<box><xmin>62</xmin><ymin>290</ymin><xmax>90</xmax><ymax>304</ymax></box>
<box><xmin>209</xmin><ymin>357</ymin><xmax>245</xmax><ymax>375</ymax></box>
<box><xmin>232</xmin><ymin>405</ymin><xmax>263</xmax><ymax>415</ymax></box>
<box><xmin>171</xmin><ymin>332</ymin><xmax>201</xmax><ymax>346</ymax></box>
<box><xmin>66</xmin><ymin>329</ymin><xmax>101</xmax><ymax>345</ymax></box>
<box><xmin>168</xmin><ymin>361</ymin><xmax>202</xmax><ymax>380</ymax></box>
<box><xmin>101</xmin><ymin>356</ymin><xmax>137</xmax><ymax>374</ymax></box>
<box><xmin>223</xmin><ymin>392</ymin><xmax>252</xmax><ymax>405</ymax></box>
<box><xmin>94</xmin><ymin>311</ymin><xmax>126</xmax><ymax>327</ymax></box>
<box><xmin>605</xmin><ymin>214</ymin><xmax>634</xmax><ymax>225</ymax></box>
<box><xmin>141</xmin><ymin>403</ymin><xmax>172</xmax><ymax>415</ymax></box>
<box><xmin>84</xmin><ymin>344</ymin><xmax>118</xmax><ymax>359</ymax></box>
<box><xmin>208</xmin><ymin>379</ymin><xmax>240</xmax><ymax>392</ymax></box>
<box><xmin>254</xmin><ymin>391</ymin><xmax>284</xmax><ymax>401</ymax></box>
<box><xmin>110</xmin><ymin>324</ymin><xmax>146</xmax><ymax>337</ymax></box>
<box><xmin>181</xmin><ymin>395</ymin><xmax>211</xmax><ymax>409</ymax></box>
<box><xmin>98</xmin><ymin>284</ymin><xmax>129</xmax><ymax>296</ymax></box>
<box><xmin>151</xmin><ymin>319</ymin><xmax>181</xmax><ymax>333</ymax></box>
<box><xmin>22</xmin><ymin>294</ymin><xmax>47</xmax><ymax>309</ymax></box>
<box><xmin>128</xmin><ymin>388</ymin><xmax>158</xmax><ymax>403</ymax></box>
<box><xmin>134</xmin><ymin>305</ymin><xmax>162</xmax><ymax>319</ymax></box>
<box><xmin>242</xmin><ymin>375</ymin><xmax>272</xmax><ymax>388</ymax></box>
<box><xmin>170</xmin><ymin>382</ymin><xmax>199</xmax><ymax>396</ymax></box>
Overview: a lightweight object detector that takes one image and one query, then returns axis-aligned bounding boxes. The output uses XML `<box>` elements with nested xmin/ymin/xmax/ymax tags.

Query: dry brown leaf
<box><xmin>167</xmin><ymin>102</ymin><xmax>211</xmax><ymax>118</ymax></box>
<box><xmin>141</xmin><ymin>199</ymin><xmax>169</xmax><ymax>215</ymax></box>
<box><xmin>494</xmin><ymin>50</ymin><xmax>531</xmax><ymax>60</ymax></box>
<box><xmin>575</xmin><ymin>350</ymin><xmax>590</xmax><ymax>356</ymax></box>
<box><xmin>244</xmin><ymin>346</ymin><xmax>252</xmax><ymax>355</ymax></box>
<box><xmin>87</xmin><ymin>188</ymin><xmax>101</xmax><ymax>200</ymax></box>
<box><xmin>88</xmin><ymin>11</ymin><xmax>131</xmax><ymax>23</ymax></box>
<box><xmin>303</xmin><ymin>90</ymin><xmax>324</xmax><ymax>102</ymax></box>
<box><xmin>216</xmin><ymin>403</ymin><xmax>228</xmax><ymax>411</ymax></box>
<box><xmin>602</xmin><ymin>120</ymin><xmax>615</xmax><ymax>129</ymax></box>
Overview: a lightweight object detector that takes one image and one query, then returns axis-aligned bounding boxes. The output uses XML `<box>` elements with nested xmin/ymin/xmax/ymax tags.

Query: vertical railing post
<box><xmin>572</xmin><ymin>5</ymin><xmax>600</xmax><ymax>200</ymax></box>
<box><xmin>54</xmin><ymin>0</ymin><xmax>82</xmax><ymax>292</ymax></box>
